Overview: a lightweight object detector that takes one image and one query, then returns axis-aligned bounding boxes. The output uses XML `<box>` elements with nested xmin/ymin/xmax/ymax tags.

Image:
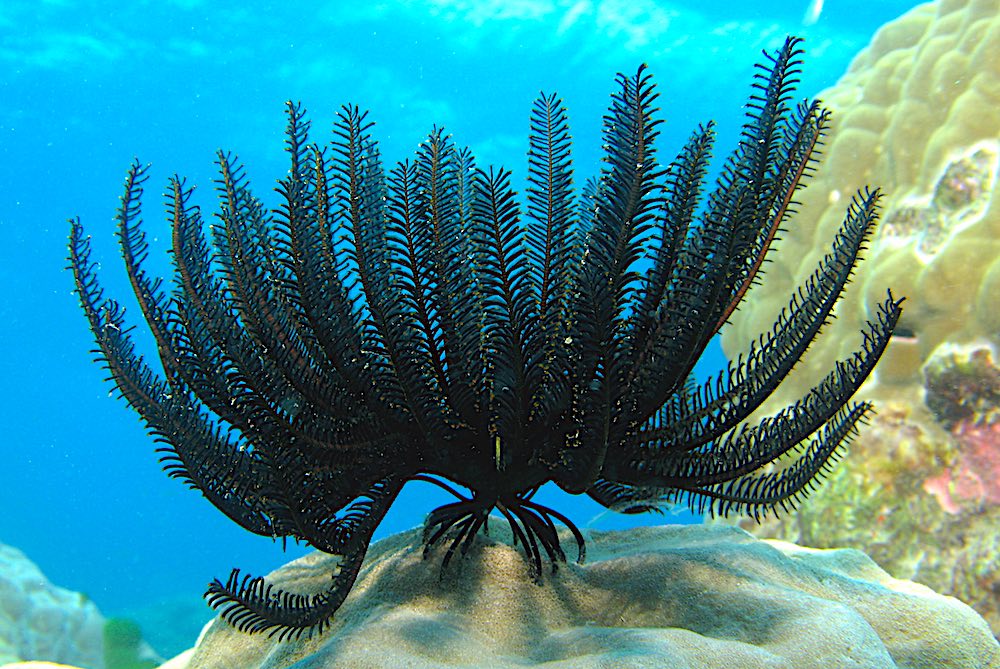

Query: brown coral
<box><xmin>922</xmin><ymin>345</ymin><xmax>1000</xmax><ymax>514</ymax></box>
<box><xmin>925</xmin><ymin>346</ymin><xmax>1000</xmax><ymax>428</ymax></box>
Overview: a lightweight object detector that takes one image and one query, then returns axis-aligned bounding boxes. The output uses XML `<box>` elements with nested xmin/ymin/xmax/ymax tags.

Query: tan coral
<box><xmin>176</xmin><ymin>525</ymin><xmax>1000</xmax><ymax>669</ymax></box>
<box><xmin>722</xmin><ymin>0</ymin><xmax>1000</xmax><ymax>410</ymax></box>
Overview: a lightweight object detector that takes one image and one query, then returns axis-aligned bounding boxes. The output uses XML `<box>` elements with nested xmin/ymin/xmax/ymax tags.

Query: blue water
<box><xmin>0</xmin><ymin>0</ymin><xmax>919</xmax><ymax>655</ymax></box>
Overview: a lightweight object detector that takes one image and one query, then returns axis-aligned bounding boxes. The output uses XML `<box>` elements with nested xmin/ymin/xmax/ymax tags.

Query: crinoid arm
<box><xmin>68</xmin><ymin>194</ymin><xmax>280</xmax><ymax>539</ymax></box>
<box><xmin>69</xmin><ymin>106</ymin><xmax>413</xmax><ymax>639</ymax></box>
<box><xmin>633</xmin><ymin>189</ymin><xmax>886</xmax><ymax>454</ymax></box>
<box><xmin>599</xmin><ymin>182</ymin><xmax>902</xmax><ymax>518</ymax></box>
<box><xmin>587</xmin><ymin>478</ymin><xmax>670</xmax><ymax>515</ymax></box>
<box><xmin>204</xmin><ymin>477</ymin><xmax>401</xmax><ymax>640</ymax></box>
<box><xmin>608</xmin><ymin>289</ymin><xmax>902</xmax><ymax>519</ymax></box>
<box><xmin>600</xmin><ymin>185</ymin><xmax>902</xmax><ymax>518</ymax></box>
<box><xmin>574</xmin><ymin>36</ymin><xmax>902</xmax><ymax>521</ymax></box>
<box><xmin>616</xmin><ymin>36</ymin><xmax>831</xmax><ymax>434</ymax></box>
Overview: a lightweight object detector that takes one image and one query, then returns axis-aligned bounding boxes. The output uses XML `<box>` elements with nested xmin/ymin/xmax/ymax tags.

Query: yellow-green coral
<box><xmin>103</xmin><ymin>618</ymin><xmax>157</xmax><ymax>669</ymax></box>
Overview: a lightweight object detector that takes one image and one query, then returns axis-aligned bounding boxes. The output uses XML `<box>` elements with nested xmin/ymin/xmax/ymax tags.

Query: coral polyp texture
<box><xmin>69</xmin><ymin>37</ymin><xmax>900</xmax><ymax>639</ymax></box>
<box><xmin>742</xmin><ymin>347</ymin><xmax>1000</xmax><ymax>637</ymax></box>
<box><xmin>719</xmin><ymin>0</ymin><xmax>1000</xmax><ymax>637</ymax></box>
<box><xmin>721</xmin><ymin>0</ymin><xmax>999</xmax><ymax>400</ymax></box>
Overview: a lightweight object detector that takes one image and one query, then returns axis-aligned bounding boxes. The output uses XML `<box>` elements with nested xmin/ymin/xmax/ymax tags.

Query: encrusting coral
<box><xmin>922</xmin><ymin>345</ymin><xmax>1000</xmax><ymax>514</ymax></box>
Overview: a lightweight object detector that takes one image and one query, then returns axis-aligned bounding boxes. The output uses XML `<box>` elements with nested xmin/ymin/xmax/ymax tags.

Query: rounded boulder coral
<box><xmin>722</xmin><ymin>0</ymin><xmax>1000</xmax><ymax>406</ymax></box>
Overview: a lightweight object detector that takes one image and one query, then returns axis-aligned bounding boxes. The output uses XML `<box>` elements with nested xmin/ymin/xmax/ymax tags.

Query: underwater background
<box><xmin>0</xmin><ymin>0</ymin><xmax>973</xmax><ymax>660</ymax></box>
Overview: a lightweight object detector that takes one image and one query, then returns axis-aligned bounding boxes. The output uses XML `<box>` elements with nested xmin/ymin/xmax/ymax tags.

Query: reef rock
<box><xmin>0</xmin><ymin>544</ymin><xmax>104</xmax><ymax>668</ymax></box>
<box><xmin>171</xmin><ymin>524</ymin><xmax>998</xmax><ymax>669</ymax></box>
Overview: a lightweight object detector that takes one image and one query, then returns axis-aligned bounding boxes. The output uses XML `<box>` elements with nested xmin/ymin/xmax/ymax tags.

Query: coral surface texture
<box><xmin>722</xmin><ymin>0</ymin><xmax>1000</xmax><ymax>400</ymax></box>
<box><xmin>170</xmin><ymin>525</ymin><xmax>998</xmax><ymax>669</ymax></box>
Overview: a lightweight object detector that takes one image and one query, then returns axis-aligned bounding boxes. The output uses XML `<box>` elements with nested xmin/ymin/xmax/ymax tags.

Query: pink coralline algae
<box><xmin>923</xmin><ymin>420</ymin><xmax>1000</xmax><ymax>514</ymax></box>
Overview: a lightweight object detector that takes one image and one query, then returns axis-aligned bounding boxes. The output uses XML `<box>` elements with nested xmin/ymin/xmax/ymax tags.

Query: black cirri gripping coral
<box><xmin>68</xmin><ymin>36</ymin><xmax>902</xmax><ymax>639</ymax></box>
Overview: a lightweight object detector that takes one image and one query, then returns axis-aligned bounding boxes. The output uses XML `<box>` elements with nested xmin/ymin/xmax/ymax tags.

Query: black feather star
<box><xmin>69</xmin><ymin>37</ymin><xmax>901</xmax><ymax>639</ymax></box>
